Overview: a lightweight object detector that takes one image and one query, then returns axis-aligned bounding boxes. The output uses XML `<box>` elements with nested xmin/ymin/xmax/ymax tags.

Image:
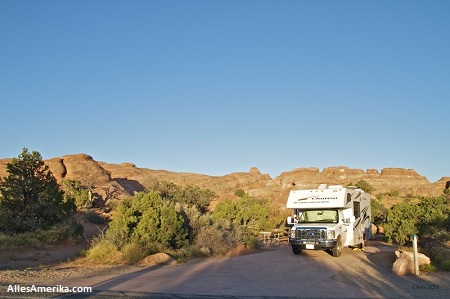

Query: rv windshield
<box><xmin>298</xmin><ymin>210</ymin><xmax>338</xmax><ymax>223</ymax></box>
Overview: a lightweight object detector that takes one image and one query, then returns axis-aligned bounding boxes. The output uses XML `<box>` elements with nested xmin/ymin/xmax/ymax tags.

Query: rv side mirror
<box><xmin>287</xmin><ymin>216</ymin><xmax>292</xmax><ymax>224</ymax></box>
<box><xmin>350</xmin><ymin>216</ymin><xmax>356</xmax><ymax>223</ymax></box>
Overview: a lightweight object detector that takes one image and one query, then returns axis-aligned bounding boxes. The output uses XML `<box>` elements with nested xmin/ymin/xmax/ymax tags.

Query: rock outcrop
<box><xmin>0</xmin><ymin>154</ymin><xmax>448</xmax><ymax>207</ymax></box>
<box><xmin>392</xmin><ymin>250</ymin><xmax>431</xmax><ymax>276</ymax></box>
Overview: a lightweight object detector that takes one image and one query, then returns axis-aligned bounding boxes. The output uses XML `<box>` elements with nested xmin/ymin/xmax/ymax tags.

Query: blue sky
<box><xmin>1</xmin><ymin>1</ymin><xmax>449</xmax><ymax>182</ymax></box>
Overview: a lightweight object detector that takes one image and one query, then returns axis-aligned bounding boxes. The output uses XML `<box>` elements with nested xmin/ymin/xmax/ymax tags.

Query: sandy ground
<box><xmin>1</xmin><ymin>228</ymin><xmax>449</xmax><ymax>299</ymax></box>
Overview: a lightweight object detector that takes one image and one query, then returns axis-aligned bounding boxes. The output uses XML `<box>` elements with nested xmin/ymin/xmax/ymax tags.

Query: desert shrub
<box><xmin>0</xmin><ymin>220</ymin><xmax>82</xmax><ymax>250</ymax></box>
<box><xmin>174</xmin><ymin>202</ymin><xmax>211</xmax><ymax>243</ymax></box>
<box><xmin>122</xmin><ymin>241</ymin><xmax>147</xmax><ymax>264</ymax></box>
<box><xmin>37</xmin><ymin>219</ymin><xmax>83</xmax><ymax>242</ymax></box>
<box><xmin>384</xmin><ymin>196</ymin><xmax>450</xmax><ymax>246</ymax></box>
<box><xmin>354</xmin><ymin>180</ymin><xmax>375</xmax><ymax>193</ymax></box>
<box><xmin>416</xmin><ymin>197</ymin><xmax>448</xmax><ymax>238</ymax></box>
<box><xmin>83</xmin><ymin>210</ymin><xmax>106</xmax><ymax>224</ymax></box>
<box><xmin>167</xmin><ymin>245</ymin><xmax>208</xmax><ymax>263</ymax></box>
<box><xmin>105</xmin><ymin>191</ymin><xmax>188</xmax><ymax>252</ymax></box>
<box><xmin>234</xmin><ymin>189</ymin><xmax>246</xmax><ymax>197</ymax></box>
<box><xmin>419</xmin><ymin>263</ymin><xmax>435</xmax><ymax>273</ymax></box>
<box><xmin>423</xmin><ymin>246</ymin><xmax>450</xmax><ymax>271</ymax></box>
<box><xmin>371</xmin><ymin>198</ymin><xmax>387</xmax><ymax>226</ymax></box>
<box><xmin>62</xmin><ymin>179</ymin><xmax>92</xmax><ymax>209</ymax></box>
<box><xmin>194</xmin><ymin>219</ymin><xmax>244</xmax><ymax>256</ymax></box>
<box><xmin>213</xmin><ymin>195</ymin><xmax>285</xmax><ymax>232</ymax></box>
<box><xmin>384</xmin><ymin>202</ymin><xmax>418</xmax><ymax>246</ymax></box>
<box><xmin>245</xmin><ymin>235</ymin><xmax>260</xmax><ymax>249</ymax></box>
<box><xmin>86</xmin><ymin>239</ymin><xmax>122</xmax><ymax>264</ymax></box>
<box><xmin>441</xmin><ymin>260</ymin><xmax>450</xmax><ymax>271</ymax></box>
<box><xmin>77</xmin><ymin>249</ymin><xmax>87</xmax><ymax>257</ymax></box>
<box><xmin>388</xmin><ymin>190</ymin><xmax>400</xmax><ymax>197</ymax></box>
<box><xmin>149</xmin><ymin>181</ymin><xmax>216</xmax><ymax>212</ymax></box>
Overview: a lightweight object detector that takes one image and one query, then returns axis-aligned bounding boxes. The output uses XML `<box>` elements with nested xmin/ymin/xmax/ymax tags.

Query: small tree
<box><xmin>234</xmin><ymin>189</ymin><xmax>246</xmax><ymax>197</ymax></box>
<box><xmin>150</xmin><ymin>181</ymin><xmax>216</xmax><ymax>212</ymax></box>
<box><xmin>384</xmin><ymin>202</ymin><xmax>418</xmax><ymax>246</ymax></box>
<box><xmin>354</xmin><ymin>180</ymin><xmax>375</xmax><ymax>193</ymax></box>
<box><xmin>62</xmin><ymin>179</ymin><xmax>91</xmax><ymax>209</ymax></box>
<box><xmin>371</xmin><ymin>198</ymin><xmax>387</xmax><ymax>226</ymax></box>
<box><xmin>0</xmin><ymin>148</ymin><xmax>75</xmax><ymax>233</ymax></box>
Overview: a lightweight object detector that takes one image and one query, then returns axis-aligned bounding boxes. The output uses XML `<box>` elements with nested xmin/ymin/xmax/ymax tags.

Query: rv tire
<box><xmin>332</xmin><ymin>236</ymin><xmax>342</xmax><ymax>257</ymax></box>
<box><xmin>292</xmin><ymin>246</ymin><xmax>302</xmax><ymax>255</ymax></box>
<box><xmin>358</xmin><ymin>233</ymin><xmax>366</xmax><ymax>249</ymax></box>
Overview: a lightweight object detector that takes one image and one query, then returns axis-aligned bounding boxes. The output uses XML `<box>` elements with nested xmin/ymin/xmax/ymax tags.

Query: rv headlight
<box><xmin>327</xmin><ymin>230</ymin><xmax>335</xmax><ymax>240</ymax></box>
<box><xmin>291</xmin><ymin>231</ymin><xmax>296</xmax><ymax>239</ymax></box>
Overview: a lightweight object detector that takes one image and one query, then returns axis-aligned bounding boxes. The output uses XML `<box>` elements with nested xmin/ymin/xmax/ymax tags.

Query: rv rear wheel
<box><xmin>332</xmin><ymin>236</ymin><xmax>342</xmax><ymax>257</ymax></box>
<box><xmin>358</xmin><ymin>240</ymin><xmax>365</xmax><ymax>249</ymax></box>
<box><xmin>292</xmin><ymin>246</ymin><xmax>302</xmax><ymax>255</ymax></box>
<box><xmin>358</xmin><ymin>233</ymin><xmax>366</xmax><ymax>249</ymax></box>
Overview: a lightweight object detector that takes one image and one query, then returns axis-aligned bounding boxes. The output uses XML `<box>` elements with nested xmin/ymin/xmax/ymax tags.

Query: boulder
<box><xmin>371</xmin><ymin>223</ymin><xmax>378</xmax><ymax>237</ymax></box>
<box><xmin>392</xmin><ymin>250</ymin><xmax>431</xmax><ymax>276</ymax></box>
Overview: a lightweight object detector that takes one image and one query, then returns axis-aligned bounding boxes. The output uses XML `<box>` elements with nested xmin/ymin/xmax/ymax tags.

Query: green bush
<box><xmin>440</xmin><ymin>260</ymin><xmax>450</xmax><ymax>271</ymax></box>
<box><xmin>83</xmin><ymin>210</ymin><xmax>106</xmax><ymax>224</ymax></box>
<box><xmin>0</xmin><ymin>220</ymin><xmax>83</xmax><ymax>250</ymax></box>
<box><xmin>234</xmin><ymin>189</ymin><xmax>246</xmax><ymax>197</ymax></box>
<box><xmin>422</xmin><ymin>246</ymin><xmax>450</xmax><ymax>271</ymax></box>
<box><xmin>384</xmin><ymin>203</ymin><xmax>418</xmax><ymax>246</ymax></box>
<box><xmin>389</xmin><ymin>190</ymin><xmax>400</xmax><ymax>197</ymax></box>
<box><xmin>149</xmin><ymin>181</ymin><xmax>216</xmax><ymax>212</ymax></box>
<box><xmin>245</xmin><ymin>236</ymin><xmax>260</xmax><ymax>249</ymax></box>
<box><xmin>122</xmin><ymin>242</ymin><xmax>147</xmax><ymax>264</ymax></box>
<box><xmin>86</xmin><ymin>240</ymin><xmax>122</xmax><ymax>264</ymax></box>
<box><xmin>354</xmin><ymin>180</ymin><xmax>375</xmax><ymax>193</ymax></box>
<box><xmin>63</xmin><ymin>179</ymin><xmax>92</xmax><ymax>209</ymax></box>
<box><xmin>168</xmin><ymin>245</ymin><xmax>208</xmax><ymax>263</ymax></box>
<box><xmin>212</xmin><ymin>195</ymin><xmax>284</xmax><ymax>232</ymax></box>
<box><xmin>370</xmin><ymin>198</ymin><xmax>387</xmax><ymax>226</ymax></box>
<box><xmin>384</xmin><ymin>196</ymin><xmax>450</xmax><ymax>246</ymax></box>
<box><xmin>419</xmin><ymin>263</ymin><xmax>435</xmax><ymax>272</ymax></box>
<box><xmin>194</xmin><ymin>221</ymin><xmax>240</xmax><ymax>255</ymax></box>
<box><xmin>105</xmin><ymin>191</ymin><xmax>188</xmax><ymax>251</ymax></box>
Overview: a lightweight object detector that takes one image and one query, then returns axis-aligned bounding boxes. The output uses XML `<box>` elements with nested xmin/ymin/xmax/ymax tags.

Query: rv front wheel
<box><xmin>292</xmin><ymin>246</ymin><xmax>302</xmax><ymax>255</ymax></box>
<box><xmin>332</xmin><ymin>237</ymin><xmax>342</xmax><ymax>257</ymax></box>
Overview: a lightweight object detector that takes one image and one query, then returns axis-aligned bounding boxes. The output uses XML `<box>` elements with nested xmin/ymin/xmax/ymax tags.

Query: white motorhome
<box><xmin>286</xmin><ymin>184</ymin><xmax>371</xmax><ymax>257</ymax></box>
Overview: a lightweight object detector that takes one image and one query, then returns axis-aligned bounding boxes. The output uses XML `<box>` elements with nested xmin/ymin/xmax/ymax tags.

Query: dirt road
<box><xmin>23</xmin><ymin>241</ymin><xmax>448</xmax><ymax>298</ymax></box>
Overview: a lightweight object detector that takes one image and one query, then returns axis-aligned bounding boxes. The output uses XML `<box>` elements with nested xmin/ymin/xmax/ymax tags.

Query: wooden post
<box><xmin>412</xmin><ymin>234</ymin><xmax>419</xmax><ymax>276</ymax></box>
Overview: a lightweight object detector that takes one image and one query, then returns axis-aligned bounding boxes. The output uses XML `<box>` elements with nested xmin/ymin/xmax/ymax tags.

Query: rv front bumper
<box><xmin>290</xmin><ymin>239</ymin><xmax>337</xmax><ymax>250</ymax></box>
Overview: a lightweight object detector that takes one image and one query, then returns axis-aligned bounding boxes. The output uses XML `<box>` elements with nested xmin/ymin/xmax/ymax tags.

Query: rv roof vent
<box><xmin>328</xmin><ymin>185</ymin><xmax>343</xmax><ymax>189</ymax></box>
<box><xmin>318</xmin><ymin>184</ymin><xmax>327</xmax><ymax>189</ymax></box>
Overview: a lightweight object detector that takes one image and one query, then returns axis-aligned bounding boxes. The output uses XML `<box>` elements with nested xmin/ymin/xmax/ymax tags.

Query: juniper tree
<box><xmin>0</xmin><ymin>148</ymin><xmax>75</xmax><ymax>233</ymax></box>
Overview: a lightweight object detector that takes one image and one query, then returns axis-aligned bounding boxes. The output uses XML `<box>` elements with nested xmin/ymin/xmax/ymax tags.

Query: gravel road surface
<box><xmin>1</xmin><ymin>241</ymin><xmax>449</xmax><ymax>298</ymax></box>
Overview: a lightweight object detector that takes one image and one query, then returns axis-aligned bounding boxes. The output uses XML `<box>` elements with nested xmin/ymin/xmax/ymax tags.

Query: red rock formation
<box><xmin>0</xmin><ymin>154</ymin><xmax>447</xmax><ymax>206</ymax></box>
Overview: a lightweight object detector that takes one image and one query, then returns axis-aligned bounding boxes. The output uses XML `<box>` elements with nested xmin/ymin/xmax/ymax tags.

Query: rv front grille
<box><xmin>296</xmin><ymin>228</ymin><xmax>326</xmax><ymax>241</ymax></box>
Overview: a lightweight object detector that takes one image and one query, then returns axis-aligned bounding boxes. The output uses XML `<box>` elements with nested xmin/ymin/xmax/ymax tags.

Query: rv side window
<box><xmin>353</xmin><ymin>201</ymin><xmax>360</xmax><ymax>218</ymax></box>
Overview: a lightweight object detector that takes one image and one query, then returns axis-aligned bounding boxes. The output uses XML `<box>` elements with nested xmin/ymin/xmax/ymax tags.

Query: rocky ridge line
<box><xmin>0</xmin><ymin>154</ymin><xmax>448</xmax><ymax>206</ymax></box>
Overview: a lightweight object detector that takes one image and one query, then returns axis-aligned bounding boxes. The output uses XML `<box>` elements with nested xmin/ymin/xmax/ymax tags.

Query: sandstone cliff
<box><xmin>0</xmin><ymin>154</ymin><xmax>448</xmax><ymax>207</ymax></box>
